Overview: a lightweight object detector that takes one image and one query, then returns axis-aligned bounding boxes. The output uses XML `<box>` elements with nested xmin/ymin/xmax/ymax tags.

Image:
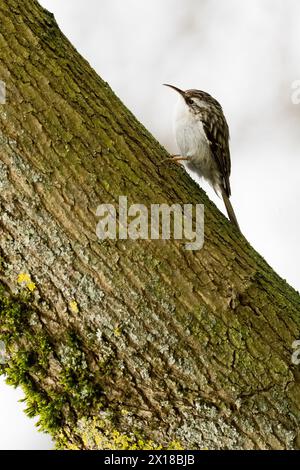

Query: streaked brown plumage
<box><xmin>164</xmin><ymin>84</ymin><xmax>240</xmax><ymax>232</ymax></box>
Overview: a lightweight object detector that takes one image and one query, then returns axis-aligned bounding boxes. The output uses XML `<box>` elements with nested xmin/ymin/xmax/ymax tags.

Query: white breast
<box><xmin>173</xmin><ymin>95</ymin><xmax>210</xmax><ymax>160</ymax></box>
<box><xmin>172</xmin><ymin>95</ymin><xmax>216</xmax><ymax>184</ymax></box>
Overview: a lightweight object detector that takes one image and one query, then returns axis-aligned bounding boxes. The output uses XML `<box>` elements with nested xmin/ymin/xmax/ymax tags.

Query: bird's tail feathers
<box><xmin>221</xmin><ymin>188</ymin><xmax>241</xmax><ymax>233</ymax></box>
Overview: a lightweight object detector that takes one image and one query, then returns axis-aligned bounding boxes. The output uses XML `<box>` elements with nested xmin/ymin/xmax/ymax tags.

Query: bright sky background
<box><xmin>1</xmin><ymin>0</ymin><xmax>300</xmax><ymax>449</ymax></box>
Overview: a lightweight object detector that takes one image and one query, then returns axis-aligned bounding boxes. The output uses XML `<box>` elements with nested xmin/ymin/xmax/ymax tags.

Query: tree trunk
<box><xmin>0</xmin><ymin>0</ymin><xmax>300</xmax><ymax>450</ymax></box>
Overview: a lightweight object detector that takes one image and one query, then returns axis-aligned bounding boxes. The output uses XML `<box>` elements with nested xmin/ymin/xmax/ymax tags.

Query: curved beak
<box><xmin>163</xmin><ymin>84</ymin><xmax>185</xmax><ymax>97</ymax></box>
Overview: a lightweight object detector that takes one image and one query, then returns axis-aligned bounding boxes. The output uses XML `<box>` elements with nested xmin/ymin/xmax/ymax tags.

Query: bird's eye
<box><xmin>186</xmin><ymin>97</ymin><xmax>193</xmax><ymax>105</ymax></box>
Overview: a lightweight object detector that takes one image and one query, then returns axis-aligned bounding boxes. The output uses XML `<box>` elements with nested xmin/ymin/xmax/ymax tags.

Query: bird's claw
<box><xmin>159</xmin><ymin>155</ymin><xmax>189</xmax><ymax>166</ymax></box>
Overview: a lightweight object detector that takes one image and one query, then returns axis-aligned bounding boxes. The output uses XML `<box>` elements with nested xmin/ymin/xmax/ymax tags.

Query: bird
<box><xmin>164</xmin><ymin>84</ymin><xmax>240</xmax><ymax>232</ymax></box>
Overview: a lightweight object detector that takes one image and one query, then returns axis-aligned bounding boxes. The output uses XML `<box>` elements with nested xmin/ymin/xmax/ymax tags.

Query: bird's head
<box><xmin>163</xmin><ymin>84</ymin><xmax>221</xmax><ymax>110</ymax></box>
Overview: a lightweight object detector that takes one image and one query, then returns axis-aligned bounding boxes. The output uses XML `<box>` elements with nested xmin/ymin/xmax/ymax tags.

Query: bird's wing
<box><xmin>201</xmin><ymin>109</ymin><xmax>231</xmax><ymax>197</ymax></box>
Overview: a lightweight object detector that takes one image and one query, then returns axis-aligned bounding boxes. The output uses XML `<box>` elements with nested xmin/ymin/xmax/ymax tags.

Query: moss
<box><xmin>33</xmin><ymin>333</ymin><xmax>52</xmax><ymax>369</ymax></box>
<box><xmin>58</xmin><ymin>332</ymin><xmax>104</xmax><ymax>411</ymax></box>
<box><xmin>0</xmin><ymin>283</ymin><xmax>34</xmax><ymax>338</ymax></box>
<box><xmin>0</xmin><ymin>281</ymin><xmax>52</xmax><ymax>367</ymax></box>
<box><xmin>22</xmin><ymin>388</ymin><xmax>64</xmax><ymax>434</ymax></box>
<box><xmin>0</xmin><ymin>282</ymin><xmax>60</xmax><ymax>433</ymax></box>
<box><xmin>1</xmin><ymin>285</ymin><xmax>106</xmax><ymax>444</ymax></box>
<box><xmin>4</xmin><ymin>350</ymin><xmax>33</xmax><ymax>387</ymax></box>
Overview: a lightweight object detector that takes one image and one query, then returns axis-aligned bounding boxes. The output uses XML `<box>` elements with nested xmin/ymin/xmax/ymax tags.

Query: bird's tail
<box><xmin>221</xmin><ymin>188</ymin><xmax>241</xmax><ymax>233</ymax></box>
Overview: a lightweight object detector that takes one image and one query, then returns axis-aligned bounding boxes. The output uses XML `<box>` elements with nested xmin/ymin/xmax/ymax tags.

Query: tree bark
<box><xmin>0</xmin><ymin>0</ymin><xmax>300</xmax><ymax>450</ymax></box>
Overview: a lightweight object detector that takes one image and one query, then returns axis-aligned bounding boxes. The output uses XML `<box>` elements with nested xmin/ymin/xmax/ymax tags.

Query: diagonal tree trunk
<box><xmin>0</xmin><ymin>0</ymin><xmax>300</xmax><ymax>450</ymax></box>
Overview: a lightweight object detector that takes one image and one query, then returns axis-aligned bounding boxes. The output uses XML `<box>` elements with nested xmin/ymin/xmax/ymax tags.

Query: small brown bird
<box><xmin>164</xmin><ymin>84</ymin><xmax>240</xmax><ymax>232</ymax></box>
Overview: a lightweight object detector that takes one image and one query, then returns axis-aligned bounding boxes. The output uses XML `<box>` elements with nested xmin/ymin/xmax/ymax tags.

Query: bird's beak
<box><xmin>163</xmin><ymin>84</ymin><xmax>185</xmax><ymax>97</ymax></box>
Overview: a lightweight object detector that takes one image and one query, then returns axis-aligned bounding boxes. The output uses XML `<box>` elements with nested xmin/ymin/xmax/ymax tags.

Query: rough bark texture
<box><xmin>0</xmin><ymin>0</ymin><xmax>300</xmax><ymax>450</ymax></box>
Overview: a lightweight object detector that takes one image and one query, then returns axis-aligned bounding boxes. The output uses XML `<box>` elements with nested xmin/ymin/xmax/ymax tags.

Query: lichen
<box><xmin>69</xmin><ymin>300</ymin><xmax>79</xmax><ymax>314</ymax></box>
<box><xmin>17</xmin><ymin>272</ymin><xmax>36</xmax><ymax>292</ymax></box>
<box><xmin>55</xmin><ymin>416</ymin><xmax>183</xmax><ymax>450</ymax></box>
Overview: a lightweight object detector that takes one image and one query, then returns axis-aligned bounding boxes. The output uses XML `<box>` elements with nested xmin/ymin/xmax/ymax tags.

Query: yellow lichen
<box><xmin>69</xmin><ymin>300</ymin><xmax>79</xmax><ymax>313</ymax></box>
<box><xmin>113</xmin><ymin>327</ymin><xmax>121</xmax><ymax>337</ymax></box>
<box><xmin>17</xmin><ymin>272</ymin><xmax>36</xmax><ymax>291</ymax></box>
<box><xmin>60</xmin><ymin>416</ymin><xmax>184</xmax><ymax>450</ymax></box>
<box><xmin>17</xmin><ymin>273</ymin><xmax>31</xmax><ymax>284</ymax></box>
<box><xmin>166</xmin><ymin>440</ymin><xmax>184</xmax><ymax>450</ymax></box>
<box><xmin>27</xmin><ymin>281</ymin><xmax>36</xmax><ymax>292</ymax></box>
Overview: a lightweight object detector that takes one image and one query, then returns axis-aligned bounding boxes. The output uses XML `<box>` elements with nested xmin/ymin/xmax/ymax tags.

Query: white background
<box><xmin>1</xmin><ymin>0</ymin><xmax>299</xmax><ymax>449</ymax></box>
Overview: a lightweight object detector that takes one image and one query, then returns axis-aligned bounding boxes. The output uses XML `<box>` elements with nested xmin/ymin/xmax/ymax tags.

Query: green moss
<box><xmin>58</xmin><ymin>332</ymin><xmax>104</xmax><ymax>411</ymax></box>
<box><xmin>22</xmin><ymin>388</ymin><xmax>64</xmax><ymax>434</ymax></box>
<box><xmin>0</xmin><ymin>281</ymin><xmax>52</xmax><ymax>370</ymax></box>
<box><xmin>1</xmin><ymin>285</ymin><xmax>105</xmax><ymax>444</ymax></box>
<box><xmin>0</xmin><ymin>282</ymin><xmax>61</xmax><ymax>433</ymax></box>
<box><xmin>0</xmin><ymin>284</ymin><xmax>33</xmax><ymax>338</ymax></box>
<box><xmin>4</xmin><ymin>350</ymin><xmax>33</xmax><ymax>386</ymax></box>
<box><xmin>34</xmin><ymin>334</ymin><xmax>52</xmax><ymax>368</ymax></box>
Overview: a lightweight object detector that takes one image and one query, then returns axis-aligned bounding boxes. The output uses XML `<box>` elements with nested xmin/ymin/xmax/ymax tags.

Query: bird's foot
<box><xmin>160</xmin><ymin>155</ymin><xmax>189</xmax><ymax>166</ymax></box>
